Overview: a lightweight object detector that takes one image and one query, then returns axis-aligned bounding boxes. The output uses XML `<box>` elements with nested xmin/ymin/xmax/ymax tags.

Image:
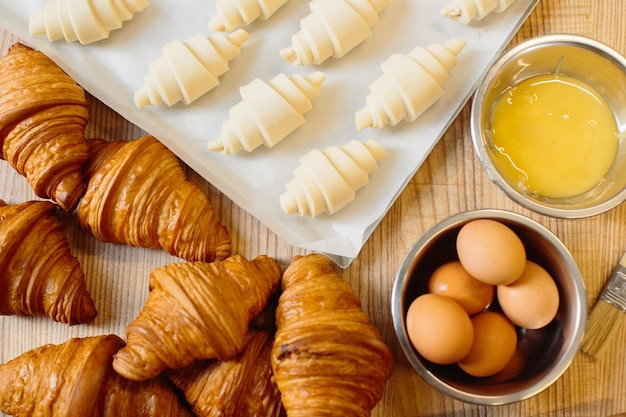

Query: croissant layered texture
<box><xmin>272</xmin><ymin>254</ymin><xmax>394</xmax><ymax>417</ymax></box>
<box><xmin>441</xmin><ymin>0</ymin><xmax>518</xmax><ymax>24</ymax></box>
<box><xmin>280</xmin><ymin>139</ymin><xmax>387</xmax><ymax>217</ymax></box>
<box><xmin>78</xmin><ymin>135</ymin><xmax>231</xmax><ymax>262</ymax></box>
<box><xmin>281</xmin><ymin>0</ymin><xmax>392</xmax><ymax>65</ymax></box>
<box><xmin>208</xmin><ymin>71</ymin><xmax>325</xmax><ymax>154</ymax></box>
<box><xmin>29</xmin><ymin>0</ymin><xmax>150</xmax><ymax>44</ymax></box>
<box><xmin>0</xmin><ymin>335</ymin><xmax>194</xmax><ymax>417</ymax></box>
<box><xmin>209</xmin><ymin>0</ymin><xmax>289</xmax><ymax>31</ymax></box>
<box><xmin>355</xmin><ymin>39</ymin><xmax>466</xmax><ymax>130</ymax></box>
<box><xmin>135</xmin><ymin>30</ymin><xmax>250</xmax><ymax>108</ymax></box>
<box><xmin>0</xmin><ymin>43</ymin><xmax>89</xmax><ymax>211</ymax></box>
<box><xmin>170</xmin><ymin>330</ymin><xmax>285</xmax><ymax>417</ymax></box>
<box><xmin>0</xmin><ymin>199</ymin><xmax>96</xmax><ymax>325</ymax></box>
<box><xmin>112</xmin><ymin>254</ymin><xmax>282</xmax><ymax>381</ymax></box>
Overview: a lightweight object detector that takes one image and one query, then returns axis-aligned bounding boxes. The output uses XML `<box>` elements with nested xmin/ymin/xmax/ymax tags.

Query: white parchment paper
<box><xmin>0</xmin><ymin>0</ymin><xmax>538</xmax><ymax>266</ymax></box>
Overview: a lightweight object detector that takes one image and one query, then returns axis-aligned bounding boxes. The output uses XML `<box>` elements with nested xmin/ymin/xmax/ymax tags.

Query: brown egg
<box><xmin>458</xmin><ymin>311</ymin><xmax>518</xmax><ymax>377</ymax></box>
<box><xmin>497</xmin><ymin>260</ymin><xmax>560</xmax><ymax>329</ymax></box>
<box><xmin>456</xmin><ymin>219</ymin><xmax>526</xmax><ymax>286</ymax></box>
<box><xmin>405</xmin><ymin>293</ymin><xmax>474</xmax><ymax>365</ymax></box>
<box><xmin>428</xmin><ymin>261</ymin><xmax>495</xmax><ymax>315</ymax></box>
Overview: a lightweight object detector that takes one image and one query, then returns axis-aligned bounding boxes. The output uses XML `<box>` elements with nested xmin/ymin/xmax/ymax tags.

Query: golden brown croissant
<box><xmin>78</xmin><ymin>135</ymin><xmax>232</xmax><ymax>262</ymax></box>
<box><xmin>0</xmin><ymin>43</ymin><xmax>89</xmax><ymax>211</ymax></box>
<box><xmin>0</xmin><ymin>335</ymin><xmax>194</xmax><ymax>417</ymax></box>
<box><xmin>0</xmin><ymin>199</ymin><xmax>96</xmax><ymax>324</ymax></box>
<box><xmin>113</xmin><ymin>254</ymin><xmax>282</xmax><ymax>381</ymax></box>
<box><xmin>169</xmin><ymin>330</ymin><xmax>285</xmax><ymax>417</ymax></box>
<box><xmin>271</xmin><ymin>254</ymin><xmax>394</xmax><ymax>417</ymax></box>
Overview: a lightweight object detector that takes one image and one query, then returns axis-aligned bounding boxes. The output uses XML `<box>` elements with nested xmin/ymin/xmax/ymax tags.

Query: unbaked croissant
<box><xmin>280</xmin><ymin>0</ymin><xmax>392</xmax><ymax>65</ymax></box>
<box><xmin>0</xmin><ymin>43</ymin><xmax>89</xmax><ymax>211</ymax></box>
<box><xmin>0</xmin><ymin>335</ymin><xmax>194</xmax><ymax>417</ymax></box>
<box><xmin>113</xmin><ymin>254</ymin><xmax>282</xmax><ymax>381</ymax></box>
<box><xmin>29</xmin><ymin>0</ymin><xmax>149</xmax><ymax>44</ymax></box>
<box><xmin>441</xmin><ymin>0</ymin><xmax>517</xmax><ymax>24</ymax></box>
<box><xmin>169</xmin><ymin>330</ymin><xmax>285</xmax><ymax>417</ymax></box>
<box><xmin>355</xmin><ymin>39</ymin><xmax>466</xmax><ymax>130</ymax></box>
<box><xmin>0</xmin><ymin>199</ymin><xmax>96</xmax><ymax>325</ymax></box>
<box><xmin>135</xmin><ymin>30</ymin><xmax>250</xmax><ymax>108</ymax></box>
<box><xmin>272</xmin><ymin>254</ymin><xmax>394</xmax><ymax>417</ymax></box>
<box><xmin>209</xmin><ymin>0</ymin><xmax>289</xmax><ymax>31</ymax></box>
<box><xmin>78</xmin><ymin>135</ymin><xmax>232</xmax><ymax>262</ymax></box>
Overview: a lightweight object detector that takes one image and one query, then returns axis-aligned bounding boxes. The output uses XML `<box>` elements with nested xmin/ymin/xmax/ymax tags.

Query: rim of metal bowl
<box><xmin>391</xmin><ymin>209</ymin><xmax>587</xmax><ymax>405</ymax></box>
<box><xmin>470</xmin><ymin>34</ymin><xmax>626</xmax><ymax>219</ymax></box>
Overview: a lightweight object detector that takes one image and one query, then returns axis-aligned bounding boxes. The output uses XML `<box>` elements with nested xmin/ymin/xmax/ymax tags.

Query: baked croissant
<box><xmin>209</xmin><ymin>0</ymin><xmax>289</xmax><ymax>31</ymax></box>
<box><xmin>272</xmin><ymin>254</ymin><xmax>394</xmax><ymax>417</ymax></box>
<box><xmin>78</xmin><ymin>135</ymin><xmax>232</xmax><ymax>262</ymax></box>
<box><xmin>0</xmin><ymin>335</ymin><xmax>194</xmax><ymax>417</ymax></box>
<box><xmin>280</xmin><ymin>0</ymin><xmax>392</xmax><ymax>65</ymax></box>
<box><xmin>0</xmin><ymin>199</ymin><xmax>96</xmax><ymax>325</ymax></box>
<box><xmin>170</xmin><ymin>330</ymin><xmax>285</xmax><ymax>417</ymax></box>
<box><xmin>113</xmin><ymin>254</ymin><xmax>282</xmax><ymax>381</ymax></box>
<box><xmin>0</xmin><ymin>43</ymin><xmax>89</xmax><ymax>211</ymax></box>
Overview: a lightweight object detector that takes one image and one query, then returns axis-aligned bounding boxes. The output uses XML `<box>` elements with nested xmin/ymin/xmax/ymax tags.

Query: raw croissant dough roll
<box><xmin>280</xmin><ymin>0</ymin><xmax>392</xmax><ymax>65</ymax></box>
<box><xmin>170</xmin><ymin>330</ymin><xmax>285</xmax><ymax>417</ymax></box>
<box><xmin>355</xmin><ymin>39</ymin><xmax>466</xmax><ymax>130</ymax></box>
<box><xmin>208</xmin><ymin>71</ymin><xmax>325</xmax><ymax>154</ymax></box>
<box><xmin>0</xmin><ymin>43</ymin><xmax>89</xmax><ymax>211</ymax></box>
<box><xmin>0</xmin><ymin>335</ymin><xmax>194</xmax><ymax>417</ymax></box>
<box><xmin>29</xmin><ymin>0</ymin><xmax>149</xmax><ymax>44</ymax></box>
<box><xmin>209</xmin><ymin>0</ymin><xmax>289</xmax><ymax>31</ymax></box>
<box><xmin>272</xmin><ymin>254</ymin><xmax>394</xmax><ymax>416</ymax></box>
<box><xmin>113</xmin><ymin>254</ymin><xmax>282</xmax><ymax>381</ymax></box>
<box><xmin>441</xmin><ymin>0</ymin><xmax>517</xmax><ymax>24</ymax></box>
<box><xmin>79</xmin><ymin>136</ymin><xmax>232</xmax><ymax>262</ymax></box>
<box><xmin>280</xmin><ymin>139</ymin><xmax>387</xmax><ymax>217</ymax></box>
<box><xmin>135</xmin><ymin>30</ymin><xmax>250</xmax><ymax>108</ymax></box>
<box><xmin>0</xmin><ymin>200</ymin><xmax>97</xmax><ymax>325</ymax></box>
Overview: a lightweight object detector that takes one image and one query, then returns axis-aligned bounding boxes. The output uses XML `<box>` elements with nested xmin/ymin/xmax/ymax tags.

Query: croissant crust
<box><xmin>0</xmin><ymin>43</ymin><xmax>89</xmax><ymax>211</ymax></box>
<box><xmin>272</xmin><ymin>254</ymin><xmax>393</xmax><ymax>417</ymax></box>
<box><xmin>170</xmin><ymin>330</ymin><xmax>285</xmax><ymax>417</ymax></box>
<box><xmin>113</xmin><ymin>254</ymin><xmax>282</xmax><ymax>381</ymax></box>
<box><xmin>79</xmin><ymin>135</ymin><xmax>232</xmax><ymax>262</ymax></box>
<box><xmin>0</xmin><ymin>199</ymin><xmax>96</xmax><ymax>324</ymax></box>
<box><xmin>0</xmin><ymin>335</ymin><xmax>194</xmax><ymax>417</ymax></box>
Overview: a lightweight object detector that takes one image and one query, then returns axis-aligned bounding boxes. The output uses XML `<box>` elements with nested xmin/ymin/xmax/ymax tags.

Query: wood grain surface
<box><xmin>1</xmin><ymin>1</ymin><xmax>625</xmax><ymax>416</ymax></box>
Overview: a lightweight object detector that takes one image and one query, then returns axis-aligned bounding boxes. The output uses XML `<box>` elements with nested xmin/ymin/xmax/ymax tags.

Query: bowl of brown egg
<box><xmin>391</xmin><ymin>209</ymin><xmax>586</xmax><ymax>405</ymax></box>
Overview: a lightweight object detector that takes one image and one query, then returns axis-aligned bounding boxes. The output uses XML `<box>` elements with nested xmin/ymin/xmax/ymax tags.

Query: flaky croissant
<box><xmin>271</xmin><ymin>254</ymin><xmax>394</xmax><ymax>417</ymax></box>
<box><xmin>78</xmin><ymin>135</ymin><xmax>231</xmax><ymax>262</ymax></box>
<box><xmin>0</xmin><ymin>43</ymin><xmax>89</xmax><ymax>211</ymax></box>
<box><xmin>170</xmin><ymin>330</ymin><xmax>285</xmax><ymax>417</ymax></box>
<box><xmin>0</xmin><ymin>335</ymin><xmax>194</xmax><ymax>417</ymax></box>
<box><xmin>0</xmin><ymin>199</ymin><xmax>96</xmax><ymax>324</ymax></box>
<box><xmin>113</xmin><ymin>254</ymin><xmax>282</xmax><ymax>381</ymax></box>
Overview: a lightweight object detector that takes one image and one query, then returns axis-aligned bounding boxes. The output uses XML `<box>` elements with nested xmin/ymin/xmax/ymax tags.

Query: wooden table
<box><xmin>1</xmin><ymin>1</ymin><xmax>625</xmax><ymax>416</ymax></box>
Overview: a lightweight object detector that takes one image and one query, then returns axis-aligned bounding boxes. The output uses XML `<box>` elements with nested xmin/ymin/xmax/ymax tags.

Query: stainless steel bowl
<box><xmin>471</xmin><ymin>34</ymin><xmax>626</xmax><ymax>218</ymax></box>
<box><xmin>391</xmin><ymin>209</ymin><xmax>586</xmax><ymax>405</ymax></box>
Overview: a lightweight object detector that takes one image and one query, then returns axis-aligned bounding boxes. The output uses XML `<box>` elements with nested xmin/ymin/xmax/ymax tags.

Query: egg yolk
<box><xmin>490</xmin><ymin>73</ymin><xmax>619</xmax><ymax>199</ymax></box>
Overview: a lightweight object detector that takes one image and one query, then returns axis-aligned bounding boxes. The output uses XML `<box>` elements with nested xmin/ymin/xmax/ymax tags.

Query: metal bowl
<box><xmin>471</xmin><ymin>34</ymin><xmax>626</xmax><ymax>218</ymax></box>
<box><xmin>391</xmin><ymin>209</ymin><xmax>586</xmax><ymax>405</ymax></box>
